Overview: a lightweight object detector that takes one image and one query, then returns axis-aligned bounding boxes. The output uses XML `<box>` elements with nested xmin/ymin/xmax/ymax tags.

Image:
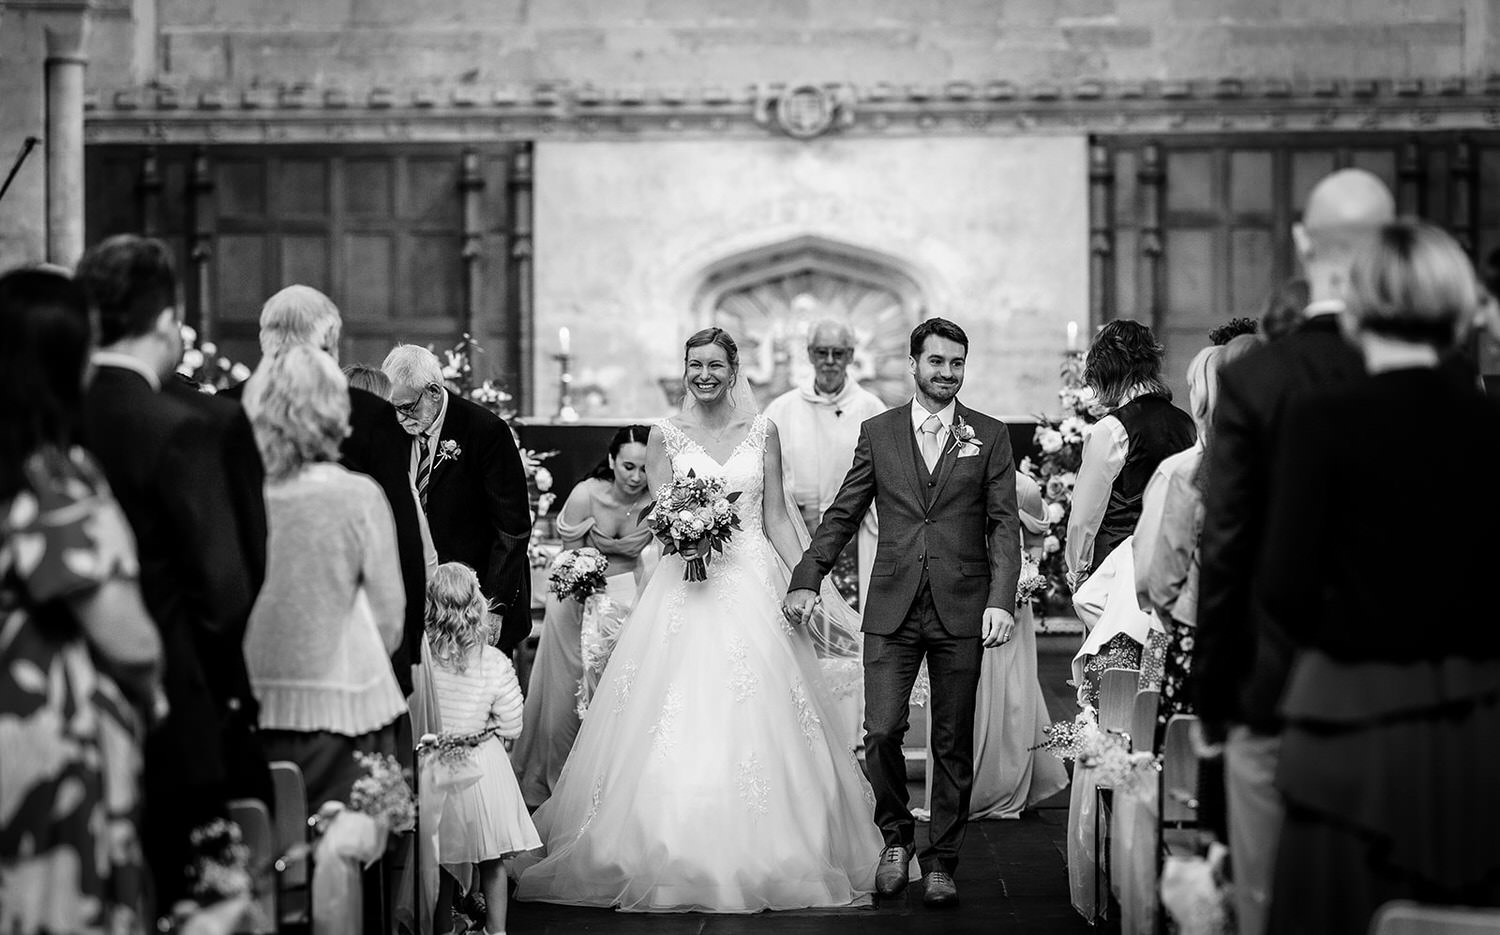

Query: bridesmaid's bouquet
<box><xmin>640</xmin><ymin>470</ymin><xmax>743</xmax><ymax>582</ymax></box>
<box><xmin>548</xmin><ymin>547</ymin><xmax>610</xmax><ymax>603</ymax></box>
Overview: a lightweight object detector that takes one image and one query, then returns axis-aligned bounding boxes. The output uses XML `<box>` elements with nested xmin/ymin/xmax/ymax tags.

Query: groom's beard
<box><xmin>917</xmin><ymin>374</ymin><xmax>960</xmax><ymax>403</ymax></box>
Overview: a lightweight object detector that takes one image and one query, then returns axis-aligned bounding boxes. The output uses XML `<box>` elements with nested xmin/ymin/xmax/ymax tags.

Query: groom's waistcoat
<box><xmin>790</xmin><ymin>402</ymin><xmax>1021</xmax><ymax>637</ymax></box>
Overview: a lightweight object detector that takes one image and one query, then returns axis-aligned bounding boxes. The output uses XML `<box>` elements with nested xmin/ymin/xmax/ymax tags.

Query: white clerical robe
<box><xmin>763</xmin><ymin>380</ymin><xmax>887</xmax><ymax>609</ymax></box>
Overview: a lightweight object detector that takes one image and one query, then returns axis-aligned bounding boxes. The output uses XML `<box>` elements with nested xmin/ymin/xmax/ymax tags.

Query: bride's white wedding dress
<box><xmin>513</xmin><ymin>415</ymin><xmax>881</xmax><ymax>912</ymax></box>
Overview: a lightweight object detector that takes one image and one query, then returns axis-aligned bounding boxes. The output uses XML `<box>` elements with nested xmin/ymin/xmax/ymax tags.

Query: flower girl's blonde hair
<box><xmin>424</xmin><ymin>562</ymin><xmax>494</xmax><ymax>674</ymax></box>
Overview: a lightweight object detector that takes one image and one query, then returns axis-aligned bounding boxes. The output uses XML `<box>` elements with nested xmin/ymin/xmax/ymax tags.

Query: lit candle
<box><xmin>558</xmin><ymin>326</ymin><xmax>571</xmax><ymax>356</ymax></box>
<box><xmin>1066</xmin><ymin>320</ymin><xmax>1079</xmax><ymax>352</ymax></box>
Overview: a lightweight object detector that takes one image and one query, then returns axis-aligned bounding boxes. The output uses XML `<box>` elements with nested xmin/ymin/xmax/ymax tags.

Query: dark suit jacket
<box><xmin>225</xmin><ymin>381</ymin><xmax>427</xmax><ymax>692</ymax></box>
<box><xmin>1194</xmin><ymin>314</ymin><xmax>1365</xmax><ymax>736</ymax></box>
<box><xmin>83</xmin><ymin>365</ymin><xmax>254</xmax><ymax>789</ymax></box>
<box><xmin>423</xmin><ymin>391</ymin><xmax>533</xmax><ymax>651</ymax></box>
<box><xmin>789</xmin><ymin>401</ymin><xmax>1022</xmax><ymax>636</ymax></box>
<box><xmin>1256</xmin><ymin>368</ymin><xmax>1500</xmax><ymax>663</ymax></box>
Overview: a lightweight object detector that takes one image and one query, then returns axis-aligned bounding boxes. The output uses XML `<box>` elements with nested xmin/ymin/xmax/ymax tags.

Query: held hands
<box><xmin>782</xmin><ymin>588</ymin><xmax>820</xmax><ymax>628</ymax></box>
<box><xmin>981</xmin><ymin>608</ymin><xmax>1016</xmax><ymax>649</ymax></box>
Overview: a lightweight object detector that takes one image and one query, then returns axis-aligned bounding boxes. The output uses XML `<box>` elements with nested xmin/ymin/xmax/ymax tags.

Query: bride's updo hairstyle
<box><xmin>1346</xmin><ymin>219</ymin><xmax>1478</xmax><ymax>351</ymax></box>
<box><xmin>683</xmin><ymin>326</ymin><xmax>739</xmax><ymax>371</ymax></box>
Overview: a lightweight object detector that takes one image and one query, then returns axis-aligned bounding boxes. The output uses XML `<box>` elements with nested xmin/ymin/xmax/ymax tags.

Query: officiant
<box><xmin>763</xmin><ymin>319</ymin><xmax>887</xmax><ymax>609</ymax></box>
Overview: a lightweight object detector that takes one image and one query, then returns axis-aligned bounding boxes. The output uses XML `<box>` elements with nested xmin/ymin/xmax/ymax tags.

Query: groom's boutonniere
<box><xmin>436</xmin><ymin>439</ymin><xmax>462</xmax><ymax>464</ymax></box>
<box><xmin>949</xmin><ymin>416</ymin><xmax>983</xmax><ymax>458</ymax></box>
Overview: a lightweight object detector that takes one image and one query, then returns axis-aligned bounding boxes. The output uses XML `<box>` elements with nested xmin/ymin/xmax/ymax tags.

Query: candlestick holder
<box><xmin>553</xmin><ymin>352</ymin><xmax>579</xmax><ymax>423</ymax></box>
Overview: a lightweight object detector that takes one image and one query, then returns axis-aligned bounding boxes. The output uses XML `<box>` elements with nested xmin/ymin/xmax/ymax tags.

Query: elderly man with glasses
<box><xmin>764</xmin><ymin>318</ymin><xmax>887</xmax><ymax>611</ymax></box>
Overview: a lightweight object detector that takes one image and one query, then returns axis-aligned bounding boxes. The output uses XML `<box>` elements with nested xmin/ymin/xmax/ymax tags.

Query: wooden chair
<box><xmin>1097</xmin><ymin>667</ymin><xmax>1139</xmax><ymax>733</ymax></box>
<box><xmin>1371</xmin><ymin>902</ymin><xmax>1500</xmax><ymax>935</ymax></box>
<box><xmin>268</xmin><ymin>760</ymin><xmax>311</xmax><ymax>933</ymax></box>
<box><xmin>1159</xmin><ymin>714</ymin><xmax>1200</xmax><ymax>843</ymax></box>
<box><xmin>226</xmin><ymin>798</ymin><xmax>277</xmax><ymax>934</ymax></box>
<box><xmin>1091</xmin><ymin>667</ymin><xmax>1141</xmax><ymax>923</ymax></box>
<box><xmin>1128</xmin><ymin>688</ymin><xmax>1161</xmax><ymax>755</ymax></box>
<box><xmin>1374</xmin><ymin>906</ymin><xmax>1500</xmax><ymax>935</ymax></box>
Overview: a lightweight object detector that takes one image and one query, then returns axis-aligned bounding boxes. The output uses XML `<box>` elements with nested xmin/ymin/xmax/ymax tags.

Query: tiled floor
<box><xmin>507</xmin><ymin>633</ymin><xmax>1096</xmax><ymax>934</ymax></box>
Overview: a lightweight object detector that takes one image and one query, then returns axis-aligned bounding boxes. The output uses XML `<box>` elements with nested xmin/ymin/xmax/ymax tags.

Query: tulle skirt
<box><xmin>436</xmin><ymin>737</ymin><xmax>540</xmax><ymax>864</ymax></box>
<box><xmin>513</xmin><ymin>538</ymin><xmax>881</xmax><ymax>913</ymax></box>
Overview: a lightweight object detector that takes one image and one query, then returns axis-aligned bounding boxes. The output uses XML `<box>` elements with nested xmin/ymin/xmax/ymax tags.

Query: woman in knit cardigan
<box><xmin>243</xmin><ymin>344</ymin><xmax>408</xmax><ymax>810</ymax></box>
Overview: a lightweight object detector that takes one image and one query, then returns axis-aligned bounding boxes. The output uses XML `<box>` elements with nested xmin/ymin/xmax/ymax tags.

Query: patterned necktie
<box><xmin>415</xmin><ymin>432</ymin><xmax>434</xmax><ymax>509</ymax></box>
<box><xmin>919</xmin><ymin>414</ymin><xmax>943</xmax><ymax>473</ymax></box>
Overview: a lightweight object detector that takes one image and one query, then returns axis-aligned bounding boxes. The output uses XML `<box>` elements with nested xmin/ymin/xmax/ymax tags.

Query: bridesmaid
<box><xmin>513</xmin><ymin>425</ymin><xmax>655</xmax><ymax>808</ymax></box>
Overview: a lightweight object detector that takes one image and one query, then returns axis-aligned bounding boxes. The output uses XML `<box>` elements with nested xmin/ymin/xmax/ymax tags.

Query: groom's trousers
<box><xmin>863</xmin><ymin>575</ymin><xmax>983</xmax><ymax>874</ymax></box>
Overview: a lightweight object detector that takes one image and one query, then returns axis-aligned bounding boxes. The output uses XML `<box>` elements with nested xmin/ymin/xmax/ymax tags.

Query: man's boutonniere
<box><xmin>436</xmin><ymin>439</ymin><xmax>462</xmax><ymax>464</ymax></box>
<box><xmin>948</xmin><ymin>416</ymin><xmax>983</xmax><ymax>456</ymax></box>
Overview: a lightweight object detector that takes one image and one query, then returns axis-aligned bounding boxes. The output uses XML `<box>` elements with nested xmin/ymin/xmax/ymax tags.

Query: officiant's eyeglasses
<box><xmin>810</xmin><ymin>347</ymin><xmax>852</xmax><ymax>362</ymax></box>
<box><xmin>393</xmin><ymin>382</ymin><xmax>439</xmax><ymax>417</ymax></box>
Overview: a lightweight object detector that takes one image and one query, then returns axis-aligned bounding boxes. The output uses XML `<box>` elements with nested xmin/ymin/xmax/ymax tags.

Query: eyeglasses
<box><xmin>392</xmin><ymin>383</ymin><xmax>436</xmax><ymax>417</ymax></box>
<box><xmin>810</xmin><ymin>347</ymin><xmax>852</xmax><ymax>362</ymax></box>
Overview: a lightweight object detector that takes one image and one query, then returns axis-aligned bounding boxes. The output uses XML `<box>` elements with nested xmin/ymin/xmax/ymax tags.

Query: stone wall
<box><xmin>84</xmin><ymin>0</ymin><xmax>1494</xmax><ymax>91</ymax></box>
<box><xmin>532</xmin><ymin>136</ymin><xmax>1089</xmax><ymax>419</ymax></box>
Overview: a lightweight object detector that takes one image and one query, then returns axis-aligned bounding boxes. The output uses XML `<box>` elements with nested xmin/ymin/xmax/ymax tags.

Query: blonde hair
<box><xmin>343</xmin><ymin>364</ymin><xmax>391</xmax><ymax>399</ymax></box>
<box><xmin>425</xmin><ymin>562</ymin><xmax>494</xmax><ymax>674</ymax></box>
<box><xmin>1347</xmin><ymin>220</ymin><xmax>1479</xmax><ymax>349</ymax></box>
<box><xmin>260</xmin><ymin>285</ymin><xmax>343</xmax><ymax>357</ymax></box>
<box><xmin>243</xmin><ymin>345</ymin><xmax>350</xmax><ymax>482</ymax></box>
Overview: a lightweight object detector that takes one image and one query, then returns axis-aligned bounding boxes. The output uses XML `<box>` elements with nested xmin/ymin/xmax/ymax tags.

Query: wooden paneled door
<box><xmin>85</xmin><ymin>143</ymin><xmax>530</xmax><ymax>399</ymax></box>
<box><xmin>1091</xmin><ymin>133</ymin><xmax>1500</xmax><ymax>400</ymax></box>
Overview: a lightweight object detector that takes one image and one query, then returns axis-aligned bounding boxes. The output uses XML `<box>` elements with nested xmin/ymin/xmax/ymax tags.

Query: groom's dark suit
<box><xmin>790</xmin><ymin>400</ymin><xmax>1021</xmax><ymax>872</ymax></box>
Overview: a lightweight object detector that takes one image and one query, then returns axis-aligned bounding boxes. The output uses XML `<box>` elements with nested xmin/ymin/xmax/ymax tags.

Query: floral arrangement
<box><xmin>1021</xmin><ymin>351</ymin><xmax>1106</xmax><ymax>607</ymax></box>
<box><xmin>416</xmin><ymin>727</ymin><xmax>501</xmax><ymax>768</ymax></box>
<box><xmin>184</xmin><ymin>818</ymin><xmax>253</xmax><ymax>904</ymax></box>
<box><xmin>436</xmin><ymin>332</ymin><xmax>516</xmax><ymax>422</ymax></box>
<box><xmin>1035</xmin><ymin>707</ymin><xmax>1158</xmax><ymax>797</ymax></box>
<box><xmin>640</xmin><ymin>469</ymin><xmax>744</xmax><ymax>582</ymax></box>
<box><xmin>519</xmin><ymin>446</ymin><xmax>558</xmax><ymax>520</ymax></box>
<box><xmin>177</xmin><ymin>325</ymin><xmax>252</xmax><ymax>394</ymax></box>
<box><xmin>548</xmin><ymin>547</ymin><xmax>610</xmax><ymax>603</ymax></box>
<box><xmin>346</xmin><ymin>752</ymin><xmax>415</xmax><ymax>833</ymax></box>
<box><xmin>1015</xmin><ymin>571</ymin><xmax>1050</xmax><ymax>605</ymax></box>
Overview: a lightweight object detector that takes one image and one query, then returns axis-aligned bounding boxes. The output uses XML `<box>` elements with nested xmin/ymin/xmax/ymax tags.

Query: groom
<box><xmin>784</xmin><ymin>318</ymin><xmax>1021</xmax><ymax>908</ymax></box>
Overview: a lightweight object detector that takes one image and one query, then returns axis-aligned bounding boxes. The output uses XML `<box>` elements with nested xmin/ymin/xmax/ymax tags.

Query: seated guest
<box><xmin>512</xmin><ymin>425</ymin><xmax>654</xmax><ymax>807</ymax></box>
<box><xmin>243</xmin><ymin>345</ymin><xmax>408</xmax><ymax>810</ymax></box>
<box><xmin>1260</xmin><ymin>220</ymin><xmax>1500</xmax><ymax>934</ymax></box>
<box><xmin>0</xmin><ymin>269</ymin><xmax>162</xmax><ymax>932</ymax></box>
<box><xmin>76</xmin><ymin>235</ymin><xmax>260</xmax><ymax>908</ymax></box>
<box><xmin>1067</xmin><ymin>319</ymin><xmax>1196</xmax><ymax>703</ymax></box>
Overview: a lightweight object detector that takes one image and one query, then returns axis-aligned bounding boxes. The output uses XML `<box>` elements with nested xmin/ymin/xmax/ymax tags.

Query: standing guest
<box><xmin>75</xmin><ymin>235</ymin><xmax>260</xmax><ymax>908</ymax></box>
<box><xmin>382</xmin><ymin>345</ymin><xmax>533</xmax><ymax>654</ymax></box>
<box><xmin>164</xmin><ymin>372</ymin><xmax>273</xmax><ymax>805</ymax></box>
<box><xmin>0</xmin><ymin>269</ymin><xmax>161</xmax><ymax>933</ymax></box>
<box><xmin>226</xmin><ymin>286</ymin><xmax>427</xmax><ymax>694</ymax></box>
<box><xmin>1066</xmin><ymin>319</ymin><xmax>1195</xmax><ymax>694</ymax></box>
<box><xmin>1134</xmin><ymin>335</ymin><xmax>1257</xmax><ymax>747</ymax></box>
<box><xmin>413</xmin><ymin>563</ymin><xmax>538</xmax><ymax>935</ymax></box>
<box><xmin>242</xmin><ymin>345</ymin><xmax>408</xmax><ymax>810</ymax></box>
<box><xmin>1194</xmin><ymin>168</ymin><xmax>1394</xmax><ymax>935</ymax></box>
<box><xmin>344</xmin><ymin>364</ymin><xmax>392</xmax><ymax>400</ymax></box>
<box><xmin>512</xmin><ymin>425</ymin><xmax>654</xmax><ymax>808</ymax></box>
<box><xmin>762</xmin><ymin>319</ymin><xmax>887</xmax><ymax>608</ymax></box>
<box><xmin>1259</xmin><ymin>221</ymin><xmax>1500</xmax><ymax>934</ymax></box>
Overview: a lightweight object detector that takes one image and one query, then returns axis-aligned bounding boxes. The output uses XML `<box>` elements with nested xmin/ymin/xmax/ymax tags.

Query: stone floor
<box><xmin>507</xmin><ymin>633</ymin><xmax>1099</xmax><ymax>935</ymax></box>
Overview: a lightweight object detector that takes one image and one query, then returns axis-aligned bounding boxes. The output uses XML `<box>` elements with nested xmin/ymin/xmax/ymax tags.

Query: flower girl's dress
<box><xmin>514</xmin><ymin>416</ymin><xmax>880</xmax><ymax>912</ymax></box>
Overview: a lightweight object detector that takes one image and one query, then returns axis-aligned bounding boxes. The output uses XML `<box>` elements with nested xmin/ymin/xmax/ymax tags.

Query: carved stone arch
<box><xmin>688</xmin><ymin>236</ymin><xmax>926</xmax><ymax>408</ymax></box>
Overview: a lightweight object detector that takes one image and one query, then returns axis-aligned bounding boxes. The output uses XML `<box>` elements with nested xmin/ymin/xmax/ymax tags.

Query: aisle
<box><xmin>507</xmin><ymin>632</ymin><xmax>1092</xmax><ymax>934</ymax></box>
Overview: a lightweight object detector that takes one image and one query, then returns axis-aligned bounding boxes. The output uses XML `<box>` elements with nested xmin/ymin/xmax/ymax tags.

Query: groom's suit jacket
<box><xmin>790</xmin><ymin>401</ymin><xmax>1022</xmax><ymax>636</ymax></box>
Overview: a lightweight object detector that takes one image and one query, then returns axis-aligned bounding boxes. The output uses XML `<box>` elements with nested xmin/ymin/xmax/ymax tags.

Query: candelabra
<box><xmin>553</xmin><ymin>326</ymin><xmax>578</xmax><ymax>423</ymax></box>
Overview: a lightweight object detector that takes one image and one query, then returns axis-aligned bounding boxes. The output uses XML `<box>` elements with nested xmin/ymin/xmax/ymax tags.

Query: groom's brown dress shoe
<box><xmin>874</xmin><ymin>845</ymin><xmax>912</xmax><ymax>897</ymax></box>
<box><xmin>922</xmin><ymin>871</ymin><xmax>959</xmax><ymax>907</ymax></box>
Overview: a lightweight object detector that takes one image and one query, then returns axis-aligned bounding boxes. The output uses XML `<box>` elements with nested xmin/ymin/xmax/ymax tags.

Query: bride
<box><xmin>514</xmin><ymin>327</ymin><xmax>881</xmax><ymax>912</ymax></box>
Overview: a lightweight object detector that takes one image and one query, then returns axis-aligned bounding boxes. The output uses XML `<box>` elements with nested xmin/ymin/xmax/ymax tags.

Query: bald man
<box><xmin>1194</xmin><ymin>168</ymin><xmax>1395</xmax><ymax>935</ymax></box>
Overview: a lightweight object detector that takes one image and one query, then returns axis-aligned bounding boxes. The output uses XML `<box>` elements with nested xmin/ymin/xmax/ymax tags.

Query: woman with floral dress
<box><xmin>0</xmin><ymin>268</ymin><xmax>163</xmax><ymax>933</ymax></box>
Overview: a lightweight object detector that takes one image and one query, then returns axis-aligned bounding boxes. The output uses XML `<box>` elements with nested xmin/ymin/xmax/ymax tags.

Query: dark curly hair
<box><xmin>1208</xmin><ymin>317</ymin><xmax>1259</xmax><ymax>345</ymax></box>
<box><xmin>1083</xmin><ymin>319</ymin><xmax>1171</xmax><ymax>408</ymax></box>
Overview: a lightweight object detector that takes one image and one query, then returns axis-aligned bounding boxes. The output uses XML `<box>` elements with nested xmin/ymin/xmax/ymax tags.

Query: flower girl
<box><xmin>415</xmin><ymin>563</ymin><xmax>540</xmax><ymax>935</ymax></box>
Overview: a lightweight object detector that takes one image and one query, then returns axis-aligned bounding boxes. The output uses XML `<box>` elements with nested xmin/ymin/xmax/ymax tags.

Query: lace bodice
<box><xmin>655</xmin><ymin>415</ymin><xmax>768</xmax><ymax>536</ymax></box>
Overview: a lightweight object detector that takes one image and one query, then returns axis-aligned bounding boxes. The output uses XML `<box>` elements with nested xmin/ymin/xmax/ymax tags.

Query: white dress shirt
<box><xmin>910</xmin><ymin>397</ymin><xmax>957</xmax><ymax>455</ymax></box>
<box><xmin>407</xmin><ymin>389</ymin><xmax>451</xmax><ymax>482</ymax></box>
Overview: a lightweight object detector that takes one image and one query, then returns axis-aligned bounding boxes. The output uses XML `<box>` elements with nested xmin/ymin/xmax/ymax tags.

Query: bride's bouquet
<box><xmin>640</xmin><ymin>469</ymin><xmax>743</xmax><ymax>582</ymax></box>
<box><xmin>548</xmin><ymin>547</ymin><xmax>610</xmax><ymax>603</ymax></box>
